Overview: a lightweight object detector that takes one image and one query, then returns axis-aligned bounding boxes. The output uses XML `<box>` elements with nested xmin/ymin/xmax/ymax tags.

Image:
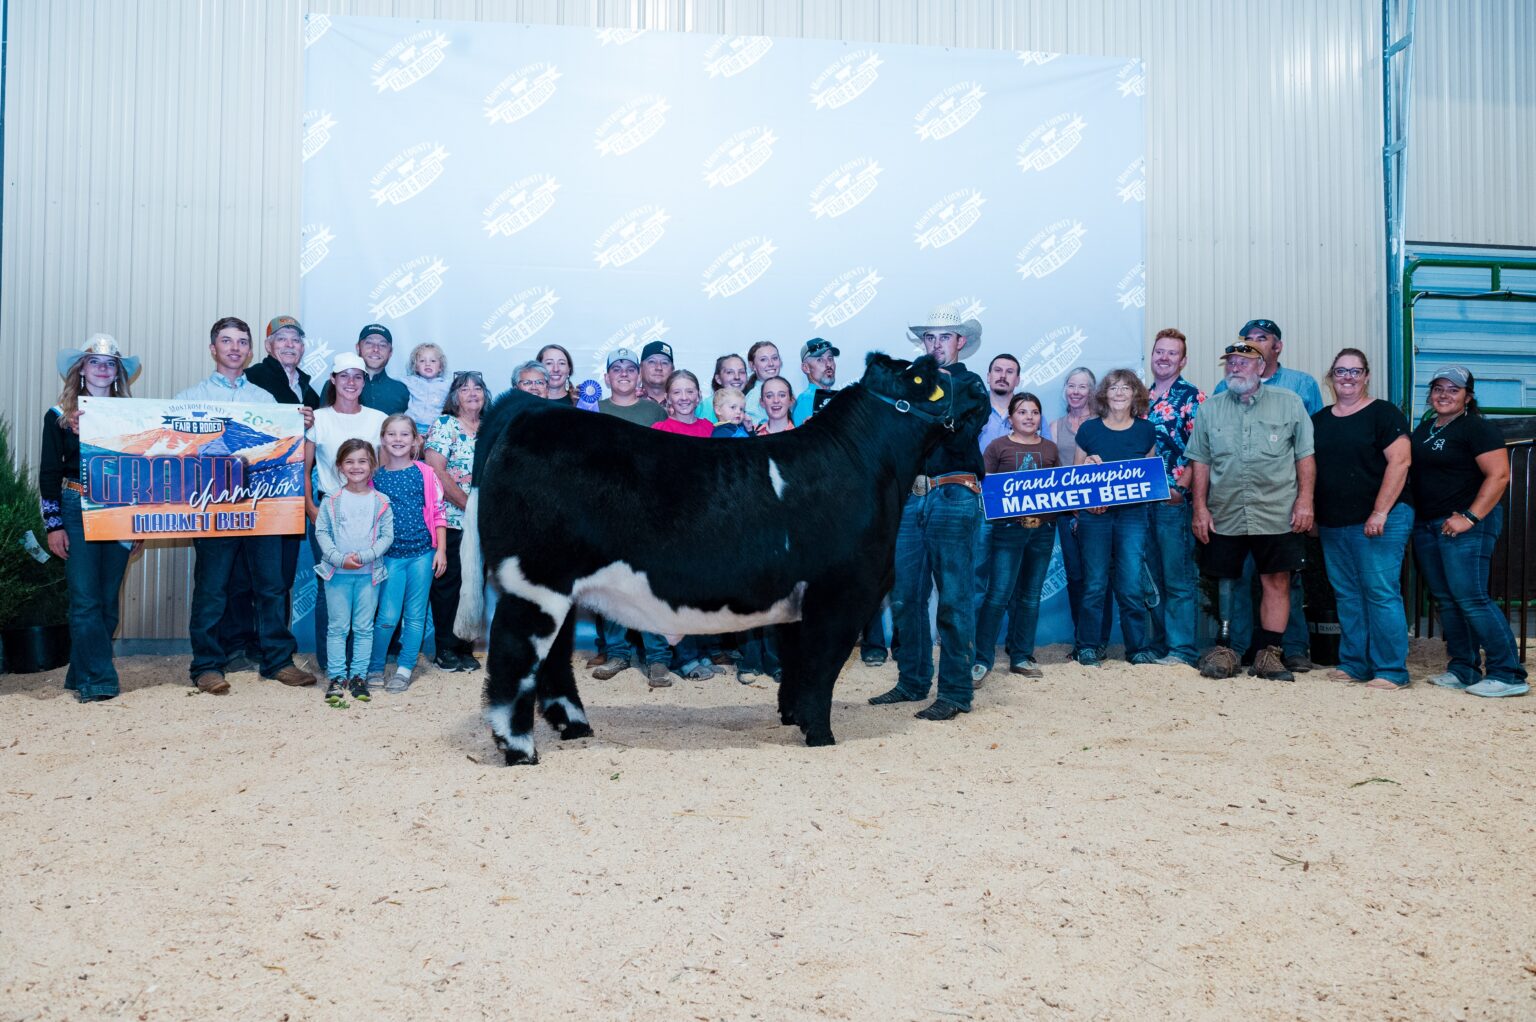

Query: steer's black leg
<box><xmin>792</xmin><ymin>591</ymin><xmax>867</xmax><ymax>747</ymax></box>
<box><xmin>775</xmin><ymin>623</ymin><xmax>804</xmax><ymax>727</ymax></box>
<box><xmin>537</xmin><ymin>612</ymin><xmax>592</xmax><ymax>741</ymax></box>
<box><xmin>484</xmin><ymin>591</ymin><xmax>567</xmax><ymax>766</ymax></box>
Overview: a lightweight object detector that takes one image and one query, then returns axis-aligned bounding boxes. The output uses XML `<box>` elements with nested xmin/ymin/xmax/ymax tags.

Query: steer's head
<box><xmin>860</xmin><ymin>352</ymin><xmax>988</xmax><ymax>432</ymax></box>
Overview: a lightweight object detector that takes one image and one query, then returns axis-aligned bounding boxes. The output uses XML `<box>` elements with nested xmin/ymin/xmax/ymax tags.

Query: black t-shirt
<box><xmin>1311</xmin><ymin>401</ymin><xmax>1411</xmax><ymax>527</ymax></box>
<box><xmin>1074</xmin><ymin>417</ymin><xmax>1156</xmax><ymax>463</ymax></box>
<box><xmin>1409</xmin><ymin>413</ymin><xmax>1505</xmax><ymax>520</ymax></box>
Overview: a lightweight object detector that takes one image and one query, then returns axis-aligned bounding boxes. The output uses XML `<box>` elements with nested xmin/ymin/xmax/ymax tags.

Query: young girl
<box><xmin>405</xmin><ymin>343</ymin><xmax>450</xmax><ymax>434</ymax></box>
<box><xmin>701</xmin><ymin>354</ymin><xmax>750</xmax><ymax>424</ymax></box>
<box><xmin>755</xmin><ymin>376</ymin><xmax>796</xmax><ymax>434</ymax></box>
<box><xmin>314</xmin><ymin>439</ymin><xmax>394</xmax><ymax>705</ymax></box>
<box><xmin>972</xmin><ymin>393</ymin><xmax>1061</xmax><ymax>682</ymax></box>
<box><xmin>710</xmin><ymin>387</ymin><xmax>752</xmax><ymax>438</ymax></box>
<box><xmin>650</xmin><ymin>370</ymin><xmax>714</xmax><ymax>437</ymax></box>
<box><xmin>367</xmin><ymin>416</ymin><xmax>448</xmax><ymax>693</ymax></box>
<box><xmin>745</xmin><ymin>341</ymin><xmax>781</xmax><ymax>395</ymax></box>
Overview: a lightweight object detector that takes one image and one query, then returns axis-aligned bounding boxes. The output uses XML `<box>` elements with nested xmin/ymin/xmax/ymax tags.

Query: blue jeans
<box><xmin>1075</xmin><ymin>504</ymin><xmax>1152</xmax><ymax>658</ymax></box>
<box><xmin>890</xmin><ymin>485</ymin><xmax>979</xmax><ymax>710</ymax></box>
<box><xmin>60</xmin><ymin>490</ymin><xmax>131</xmax><ymax>698</ymax></box>
<box><xmin>368</xmin><ymin>551</ymin><xmax>434</xmax><ymax>676</ymax></box>
<box><xmin>599</xmin><ymin>616</ymin><xmax>669</xmax><ymax>665</ymax></box>
<box><xmin>1057</xmin><ymin>514</ymin><xmax>1112</xmax><ymax>649</ymax></box>
<box><xmin>1412</xmin><ymin>505</ymin><xmax>1526</xmax><ymax>684</ymax></box>
<box><xmin>1147</xmin><ymin>500</ymin><xmax>1200</xmax><ymax>664</ymax></box>
<box><xmin>973</xmin><ymin>520</ymin><xmax>1055</xmax><ymax>669</ymax></box>
<box><xmin>738</xmin><ymin>627</ymin><xmax>780</xmax><ymax>676</ymax></box>
<box><xmin>1319</xmin><ymin>504</ymin><xmax>1413</xmax><ymax>684</ymax></box>
<box><xmin>325</xmin><ymin>573</ymin><xmax>378</xmax><ymax>680</ymax></box>
<box><xmin>190</xmin><ymin>534</ymin><xmax>297</xmax><ymax>680</ymax></box>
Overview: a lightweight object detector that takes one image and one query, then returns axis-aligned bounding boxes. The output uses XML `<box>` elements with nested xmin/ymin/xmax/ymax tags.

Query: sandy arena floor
<box><xmin>2</xmin><ymin>639</ymin><xmax>1533</xmax><ymax>1021</ymax></box>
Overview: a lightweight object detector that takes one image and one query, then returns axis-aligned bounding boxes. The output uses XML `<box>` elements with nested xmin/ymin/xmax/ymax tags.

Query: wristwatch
<box><xmin>1458</xmin><ymin>509</ymin><xmax>1481</xmax><ymax>525</ymax></box>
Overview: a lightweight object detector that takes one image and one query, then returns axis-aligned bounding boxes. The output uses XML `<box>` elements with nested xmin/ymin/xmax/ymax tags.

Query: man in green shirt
<box><xmin>1184</xmin><ymin>342</ymin><xmax>1315</xmax><ymax>680</ymax></box>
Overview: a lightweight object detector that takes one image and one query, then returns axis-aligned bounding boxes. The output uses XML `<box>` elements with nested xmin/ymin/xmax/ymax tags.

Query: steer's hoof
<box><xmin>503</xmin><ymin>748</ymin><xmax>540</xmax><ymax>766</ymax></box>
<box><xmin>804</xmin><ymin>730</ymin><xmax>836</xmax><ymax>748</ymax></box>
<box><xmin>559</xmin><ymin>721</ymin><xmax>594</xmax><ymax>741</ymax></box>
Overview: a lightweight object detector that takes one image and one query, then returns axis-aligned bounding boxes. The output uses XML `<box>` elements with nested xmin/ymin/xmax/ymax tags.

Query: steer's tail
<box><xmin>453</xmin><ymin>487</ymin><xmax>485</xmax><ymax>641</ymax></box>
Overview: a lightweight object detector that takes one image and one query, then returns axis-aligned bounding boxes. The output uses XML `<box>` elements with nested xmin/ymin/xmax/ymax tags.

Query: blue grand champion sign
<box><xmin>981</xmin><ymin>457</ymin><xmax>1170</xmax><ymax>521</ymax></box>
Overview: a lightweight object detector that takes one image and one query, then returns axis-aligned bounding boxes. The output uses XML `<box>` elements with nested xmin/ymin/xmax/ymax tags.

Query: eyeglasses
<box><xmin>1330</xmin><ymin>367</ymin><xmax>1366</xmax><ymax>379</ymax></box>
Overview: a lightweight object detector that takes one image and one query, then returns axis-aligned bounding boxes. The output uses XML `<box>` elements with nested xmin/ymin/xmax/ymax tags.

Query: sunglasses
<box><xmin>1223</xmin><ymin>343</ymin><xmax>1262</xmax><ymax>357</ymax></box>
<box><xmin>452</xmin><ymin>370</ymin><xmax>484</xmax><ymax>384</ymax></box>
<box><xmin>804</xmin><ymin>342</ymin><xmax>834</xmax><ymax>357</ymax></box>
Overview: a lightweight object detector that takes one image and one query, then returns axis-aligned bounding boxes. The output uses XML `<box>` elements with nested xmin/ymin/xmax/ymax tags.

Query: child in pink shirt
<box><xmin>650</xmin><ymin>370</ymin><xmax>714</xmax><ymax>438</ymax></box>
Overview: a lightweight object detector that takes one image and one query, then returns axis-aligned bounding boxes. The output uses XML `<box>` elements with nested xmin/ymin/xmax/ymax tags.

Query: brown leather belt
<box><xmin>63</xmin><ymin>479</ymin><xmax>86</xmax><ymax>495</ymax></box>
<box><xmin>912</xmin><ymin>472</ymin><xmax>981</xmax><ymax>497</ymax></box>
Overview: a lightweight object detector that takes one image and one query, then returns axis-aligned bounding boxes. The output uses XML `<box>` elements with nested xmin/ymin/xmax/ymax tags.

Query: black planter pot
<box><xmin>1</xmin><ymin>623</ymin><xmax>72</xmax><ymax>674</ymax></box>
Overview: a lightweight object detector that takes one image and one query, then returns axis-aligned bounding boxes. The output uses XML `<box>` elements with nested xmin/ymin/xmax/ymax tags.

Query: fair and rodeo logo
<box><xmin>1016</xmin><ymin>50</ymin><xmax>1062</xmax><ymax>66</ymax></box>
<box><xmin>702</xmin><ymin>237</ymin><xmax>777</xmax><ymax>299</ymax></box>
<box><xmin>594</xmin><ymin>206</ymin><xmax>670</xmax><ymax>268</ymax></box>
<box><xmin>808</xmin><ymin>158</ymin><xmax>882</xmax><ymax>219</ymax></box>
<box><xmin>368</xmin><ymin>257</ymin><xmax>449</xmax><ymax>320</ymax></box>
<box><xmin>591</xmin><ymin>316</ymin><xmax>669</xmax><ymax>377</ymax></box>
<box><xmin>596</xmin><ymin>27</ymin><xmax>647</xmax><ymax>46</ymax></box>
<box><xmin>371</xmin><ymin>31</ymin><xmax>451</xmax><ymax>93</ymax></box>
<box><xmin>369</xmin><ymin>143</ymin><xmax>450</xmax><ymax>207</ymax></box>
<box><xmin>1116</xmin><ymin>155</ymin><xmax>1147</xmax><ymax>203</ymax></box>
<box><xmin>947</xmin><ymin>295</ymin><xmax>987</xmax><ymax>324</ymax></box>
<box><xmin>1116</xmin><ymin>263</ymin><xmax>1146</xmax><ymax>310</ymax></box>
<box><xmin>481</xmin><ymin>287</ymin><xmax>559</xmax><ymax>352</ymax></box>
<box><xmin>702</xmin><ymin>127</ymin><xmax>777</xmax><ymax>188</ymax></box>
<box><xmin>302</xmin><ymin>110</ymin><xmax>336</xmax><ymax>163</ymax></box>
<box><xmin>482</xmin><ymin>175</ymin><xmax>560</xmax><ymax>238</ymax></box>
<box><xmin>1019</xmin><ymin>326</ymin><xmax>1087</xmax><ymax>387</ymax></box>
<box><xmin>1117</xmin><ymin>59</ymin><xmax>1147</xmax><ymax>98</ymax></box>
<box><xmin>1016</xmin><ymin>220</ymin><xmax>1088</xmax><ymax>280</ymax></box>
<box><xmin>483</xmin><ymin>63</ymin><xmax>561</xmax><ymax>126</ymax></box>
<box><xmin>914</xmin><ymin>82</ymin><xmax>986</xmax><ymax>141</ymax></box>
<box><xmin>704</xmin><ymin>35</ymin><xmax>773</xmax><ymax>78</ymax></box>
<box><xmin>303</xmin><ymin>14</ymin><xmax>330</xmax><ymax>48</ymax></box>
<box><xmin>299</xmin><ymin>224</ymin><xmax>334</xmax><ymax>278</ymax></box>
<box><xmin>300</xmin><ymin>337</ymin><xmax>335</xmax><ymax>380</ymax></box>
<box><xmin>595</xmin><ymin>95</ymin><xmax>670</xmax><ymax>156</ymax></box>
<box><xmin>1018</xmin><ymin>113</ymin><xmax>1087</xmax><ymax>172</ymax></box>
<box><xmin>808</xmin><ymin>267</ymin><xmax>882</xmax><ymax>329</ymax></box>
<box><xmin>810</xmin><ymin>50</ymin><xmax>883</xmax><ymax>109</ymax></box>
<box><xmin>914</xmin><ymin>189</ymin><xmax>986</xmax><ymax>250</ymax></box>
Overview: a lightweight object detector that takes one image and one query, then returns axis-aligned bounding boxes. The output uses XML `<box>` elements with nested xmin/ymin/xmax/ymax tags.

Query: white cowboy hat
<box><xmin>908</xmin><ymin>305</ymin><xmax>982</xmax><ymax>359</ymax></box>
<box><xmin>57</xmin><ymin>333</ymin><xmax>141</xmax><ymax>379</ymax></box>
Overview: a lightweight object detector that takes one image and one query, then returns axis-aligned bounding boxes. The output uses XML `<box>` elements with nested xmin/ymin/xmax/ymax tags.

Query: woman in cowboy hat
<box><xmin>40</xmin><ymin>334</ymin><xmax>141</xmax><ymax>702</ymax></box>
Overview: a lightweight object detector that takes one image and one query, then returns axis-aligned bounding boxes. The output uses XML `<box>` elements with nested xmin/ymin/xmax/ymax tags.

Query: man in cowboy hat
<box><xmin>868</xmin><ymin>305</ymin><xmax>989</xmax><ymax>721</ymax></box>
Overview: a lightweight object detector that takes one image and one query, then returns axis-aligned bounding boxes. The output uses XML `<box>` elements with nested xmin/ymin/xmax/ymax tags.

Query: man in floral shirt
<box><xmin>1145</xmin><ymin>327</ymin><xmax>1206</xmax><ymax>667</ymax></box>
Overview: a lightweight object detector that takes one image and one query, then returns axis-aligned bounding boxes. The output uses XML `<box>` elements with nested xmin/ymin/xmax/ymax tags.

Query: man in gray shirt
<box><xmin>597</xmin><ymin>347</ymin><xmax>665</xmax><ymax>427</ymax></box>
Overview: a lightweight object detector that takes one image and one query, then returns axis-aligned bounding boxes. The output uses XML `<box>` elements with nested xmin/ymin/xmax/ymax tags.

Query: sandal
<box><xmin>1364</xmin><ymin>678</ymin><xmax>1406</xmax><ymax>691</ymax></box>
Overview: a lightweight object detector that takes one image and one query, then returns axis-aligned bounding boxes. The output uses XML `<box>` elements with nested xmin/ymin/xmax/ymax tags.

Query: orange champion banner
<box><xmin>78</xmin><ymin>397</ymin><xmax>307</xmax><ymax>540</ymax></box>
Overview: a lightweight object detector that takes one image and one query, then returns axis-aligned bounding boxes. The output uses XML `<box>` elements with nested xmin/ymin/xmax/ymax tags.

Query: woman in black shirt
<box><xmin>1408</xmin><ymin>367</ymin><xmax>1526</xmax><ymax>697</ymax></box>
<box><xmin>41</xmin><ymin>335</ymin><xmax>140</xmax><ymax>702</ymax></box>
<box><xmin>1310</xmin><ymin>348</ymin><xmax>1413</xmax><ymax>689</ymax></box>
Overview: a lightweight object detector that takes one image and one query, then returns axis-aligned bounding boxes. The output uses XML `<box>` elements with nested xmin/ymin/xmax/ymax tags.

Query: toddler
<box><xmin>405</xmin><ymin>343</ymin><xmax>450</xmax><ymax>434</ymax></box>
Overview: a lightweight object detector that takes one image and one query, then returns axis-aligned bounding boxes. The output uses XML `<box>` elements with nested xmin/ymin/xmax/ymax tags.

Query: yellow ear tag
<box><xmin>913</xmin><ymin>376</ymin><xmax>923</xmax><ymax>384</ymax></box>
<box><xmin>930</xmin><ymin>385</ymin><xmax>945</xmax><ymax>401</ymax></box>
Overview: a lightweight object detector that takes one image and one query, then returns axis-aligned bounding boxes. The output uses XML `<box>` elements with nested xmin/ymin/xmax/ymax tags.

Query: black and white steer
<box><xmin>454</xmin><ymin>353</ymin><xmax>988</xmax><ymax>765</ymax></box>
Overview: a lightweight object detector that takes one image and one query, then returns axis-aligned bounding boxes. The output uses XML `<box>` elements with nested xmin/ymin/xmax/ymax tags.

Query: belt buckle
<box><xmin>912</xmin><ymin>476</ymin><xmax>931</xmax><ymax>497</ymax></box>
<box><xmin>1021</xmin><ymin>516</ymin><xmax>1042</xmax><ymax>529</ymax></box>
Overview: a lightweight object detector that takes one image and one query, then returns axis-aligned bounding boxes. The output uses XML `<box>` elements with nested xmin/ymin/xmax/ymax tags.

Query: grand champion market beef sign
<box><xmin>981</xmin><ymin>457</ymin><xmax>1169</xmax><ymax>521</ymax></box>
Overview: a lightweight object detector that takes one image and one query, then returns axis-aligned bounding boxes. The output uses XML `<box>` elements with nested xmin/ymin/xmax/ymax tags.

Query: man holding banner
<box><xmin>1185</xmin><ymin>341</ymin><xmax>1316</xmax><ymax>682</ymax></box>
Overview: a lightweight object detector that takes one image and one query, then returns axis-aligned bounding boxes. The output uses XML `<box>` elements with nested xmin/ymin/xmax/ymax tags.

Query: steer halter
<box><xmin>867</xmin><ymin>382</ymin><xmax>959</xmax><ymax>431</ymax></box>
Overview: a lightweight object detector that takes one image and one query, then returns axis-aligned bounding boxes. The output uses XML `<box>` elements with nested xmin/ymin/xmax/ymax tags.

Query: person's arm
<box><xmin>304</xmin><ymin>440</ymin><xmax>319</xmax><ymax>522</ymax></box>
<box><xmin>1291</xmin><ymin>455</ymin><xmax>1316</xmax><ymax>533</ymax></box>
<box><xmin>1189</xmin><ymin>460</ymin><xmax>1212</xmax><ymax>544</ymax></box>
<box><xmin>314</xmin><ymin>500</ymin><xmax>345</xmax><ymax>566</ymax></box>
<box><xmin>1364</xmin><ymin>436</ymin><xmax>1411</xmax><ymax>537</ymax></box>
<box><xmin>432</xmin><ymin>525</ymin><xmax>448</xmax><ymax>577</ymax></box>
<box><xmin>358</xmin><ymin>498</ymin><xmax>394</xmax><ymax>564</ymax></box>
<box><xmin>1444</xmin><ymin>448</ymin><xmax>1510</xmax><ymax>536</ymax></box>
<box><xmin>425</xmin><ymin>448</ymin><xmax>468</xmax><ymax>510</ymax></box>
<box><xmin>39</xmin><ymin>411</ymin><xmax>68</xmax><ymax>558</ymax></box>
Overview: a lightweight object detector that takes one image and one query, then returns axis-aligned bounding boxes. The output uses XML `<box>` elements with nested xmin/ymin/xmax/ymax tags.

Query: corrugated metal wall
<box><xmin>2</xmin><ymin>0</ymin><xmax>1524</xmax><ymax>640</ymax></box>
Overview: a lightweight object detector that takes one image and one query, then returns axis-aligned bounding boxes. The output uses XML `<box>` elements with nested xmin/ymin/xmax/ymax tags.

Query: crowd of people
<box><xmin>37</xmin><ymin>307</ymin><xmax>1529</xmax><ymax>710</ymax></box>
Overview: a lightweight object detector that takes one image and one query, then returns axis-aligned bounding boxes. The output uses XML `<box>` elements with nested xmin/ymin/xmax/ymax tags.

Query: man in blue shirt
<box><xmin>793</xmin><ymin>338</ymin><xmax>839</xmax><ymax>424</ymax></box>
<box><xmin>1211</xmin><ymin>318</ymin><xmax>1320</xmax><ymax>671</ymax></box>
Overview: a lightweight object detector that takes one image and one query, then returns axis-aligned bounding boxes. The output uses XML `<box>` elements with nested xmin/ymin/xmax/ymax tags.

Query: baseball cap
<box><xmin>606</xmin><ymin>347</ymin><xmax>640</xmax><ymax>369</ymax></box>
<box><xmin>1429</xmin><ymin>365</ymin><xmax>1471</xmax><ymax>388</ymax></box>
<box><xmin>331</xmin><ymin>352</ymin><xmax>368</xmax><ymax>375</ymax></box>
<box><xmin>266</xmin><ymin>315</ymin><xmax>304</xmax><ymax>338</ymax></box>
<box><xmin>640</xmin><ymin>340</ymin><xmax>673</xmax><ymax>363</ymax></box>
<box><xmin>1219</xmin><ymin>342</ymin><xmax>1264</xmax><ymax>361</ymax></box>
<box><xmin>800</xmin><ymin>337</ymin><xmax>840</xmax><ymax>361</ymax></box>
<box><xmin>1239</xmin><ymin>318</ymin><xmax>1281</xmax><ymax>340</ymax></box>
<box><xmin>357</xmin><ymin>323</ymin><xmax>393</xmax><ymax>345</ymax></box>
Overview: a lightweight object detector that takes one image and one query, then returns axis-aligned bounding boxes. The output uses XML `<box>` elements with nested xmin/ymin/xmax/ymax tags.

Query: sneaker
<box><xmin>970</xmin><ymin>663</ymin><xmax>988</xmax><ymax>684</ymax></box>
<box><xmin>914</xmin><ymin>699</ymin><xmax>967</xmax><ymax>721</ymax></box>
<box><xmin>1129</xmin><ymin>651</ymin><xmax>1160</xmax><ymax>666</ymax></box>
<box><xmin>1282</xmin><ymin>653</ymin><xmax>1316</xmax><ymax>674</ymax></box>
<box><xmin>861</xmin><ymin>648</ymin><xmax>888</xmax><ymax>667</ymax></box>
<box><xmin>1465</xmin><ymin>679</ymin><xmax>1530</xmax><ymax>698</ymax></box>
<box><xmin>647</xmin><ymin>662</ymin><xmax>673</xmax><ymax>688</ymax></box>
<box><xmin>592</xmin><ymin>657</ymin><xmax>632</xmax><ymax>681</ymax></box>
<box><xmin>1197</xmin><ymin>646</ymin><xmax>1240</xmax><ymax>679</ymax></box>
<box><xmin>433</xmin><ymin>650</ymin><xmax>464</xmax><ymax>672</ymax></box>
<box><xmin>384</xmin><ymin>670</ymin><xmax>413</xmax><ymax>694</ymax></box>
<box><xmin>365</xmin><ymin>670</ymin><xmax>386</xmax><ymax>692</ymax></box>
<box><xmin>680</xmin><ymin>661</ymin><xmax>714</xmax><ymax>681</ymax></box>
<box><xmin>1010</xmin><ymin>659</ymin><xmax>1043</xmax><ymax>678</ymax></box>
<box><xmin>324</xmin><ymin>678</ymin><xmax>347</xmax><ymax>706</ymax></box>
<box><xmin>736</xmin><ymin>667</ymin><xmax>762</xmax><ymax>685</ymax></box>
<box><xmin>456</xmin><ymin>652</ymin><xmax>481</xmax><ymax>672</ymax></box>
<box><xmin>1427</xmin><ymin>671</ymin><xmax>1470</xmax><ymax>690</ymax></box>
<box><xmin>1074</xmin><ymin>648</ymin><xmax>1102</xmax><ymax>668</ymax></box>
<box><xmin>1250</xmin><ymin>645</ymin><xmax>1295</xmax><ymax>681</ymax></box>
<box><xmin>348</xmin><ymin>677</ymin><xmax>371</xmax><ymax>702</ymax></box>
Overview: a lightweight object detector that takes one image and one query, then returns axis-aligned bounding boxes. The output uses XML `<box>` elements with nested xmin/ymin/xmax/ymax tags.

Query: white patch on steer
<box><xmin>485</xmin><ymin>705</ymin><xmax>535</xmax><ymax>756</ymax></box>
<box><xmin>495</xmin><ymin>556</ymin><xmax>572</xmax><ymax>659</ymax></box>
<box><xmin>767</xmin><ymin>458</ymin><xmax>786</xmax><ymax>499</ymax></box>
<box><xmin>517</xmin><ymin>675</ymin><xmax>536</xmax><ymax>695</ymax></box>
<box><xmin>542</xmin><ymin>696</ymin><xmax>588</xmax><ymax>726</ymax></box>
<box><xmin>572</xmin><ymin>561</ymin><xmax>806</xmax><ymax>635</ymax></box>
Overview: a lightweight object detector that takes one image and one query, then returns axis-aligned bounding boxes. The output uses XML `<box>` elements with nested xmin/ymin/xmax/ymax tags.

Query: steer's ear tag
<box><xmin>930</xmin><ymin>385</ymin><xmax>945</xmax><ymax>401</ymax></box>
<box><xmin>913</xmin><ymin>375</ymin><xmax>923</xmax><ymax>384</ymax></box>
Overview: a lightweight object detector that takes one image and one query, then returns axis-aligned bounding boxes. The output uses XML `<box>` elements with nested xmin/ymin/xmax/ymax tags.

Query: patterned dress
<box><xmin>425</xmin><ymin>415</ymin><xmax>477</xmax><ymax>530</ymax></box>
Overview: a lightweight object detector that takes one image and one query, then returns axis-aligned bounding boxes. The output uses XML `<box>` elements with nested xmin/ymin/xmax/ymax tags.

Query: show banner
<box><xmin>77</xmin><ymin>398</ymin><xmax>307</xmax><ymax>540</ymax></box>
<box><xmin>981</xmin><ymin>457</ymin><xmax>1170</xmax><ymax>521</ymax></box>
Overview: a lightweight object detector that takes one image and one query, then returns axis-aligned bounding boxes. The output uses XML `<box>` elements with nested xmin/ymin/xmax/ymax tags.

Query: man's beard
<box><xmin>1225</xmin><ymin>371</ymin><xmax>1259</xmax><ymax>397</ymax></box>
<box><xmin>819</xmin><ymin>371</ymin><xmax>836</xmax><ymax>387</ymax></box>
